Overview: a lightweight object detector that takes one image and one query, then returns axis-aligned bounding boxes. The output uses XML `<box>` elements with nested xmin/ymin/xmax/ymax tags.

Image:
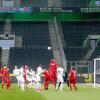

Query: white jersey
<box><xmin>36</xmin><ymin>67</ymin><xmax>42</xmax><ymax>82</ymax></box>
<box><xmin>57</xmin><ymin>67</ymin><xmax>64</xmax><ymax>83</ymax></box>
<box><xmin>57</xmin><ymin>67</ymin><xmax>64</xmax><ymax>76</ymax></box>
<box><xmin>27</xmin><ymin>70</ymin><xmax>35</xmax><ymax>82</ymax></box>
<box><xmin>32</xmin><ymin>71</ymin><xmax>37</xmax><ymax>82</ymax></box>
<box><xmin>28</xmin><ymin>72</ymin><xmax>33</xmax><ymax>78</ymax></box>
<box><xmin>20</xmin><ymin>67</ymin><xmax>24</xmax><ymax>77</ymax></box>
<box><xmin>13</xmin><ymin>68</ymin><xmax>20</xmax><ymax>77</ymax></box>
<box><xmin>19</xmin><ymin>67</ymin><xmax>25</xmax><ymax>83</ymax></box>
<box><xmin>36</xmin><ymin>67</ymin><xmax>42</xmax><ymax>76</ymax></box>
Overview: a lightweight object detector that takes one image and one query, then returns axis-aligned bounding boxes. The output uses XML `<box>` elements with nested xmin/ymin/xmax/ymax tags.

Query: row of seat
<box><xmin>9</xmin><ymin>47</ymin><xmax>53</xmax><ymax>71</ymax></box>
<box><xmin>64</xmin><ymin>47</ymin><xmax>89</xmax><ymax>61</ymax></box>
<box><xmin>61</xmin><ymin>0</ymin><xmax>91</xmax><ymax>7</ymax></box>
<box><xmin>89</xmin><ymin>47</ymin><xmax>100</xmax><ymax>60</ymax></box>
<box><xmin>61</xmin><ymin>21</ymin><xmax>100</xmax><ymax>61</ymax></box>
<box><xmin>20</xmin><ymin>0</ymin><xmax>48</xmax><ymax>7</ymax></box>
<box><xmin>61</xmin><ymin>21</ymin><xmax>100</xmax><ymax>47</ymax></box>
<box><xmin>9</xmin><ymin>21</ymin><xmax>53</xmax><ymax>71</ymax></box>
<box><xmin>0</xmin><ymin>47</ymin><xmax>2</xmax><ymax>66</ymax></box>
<box><xmin>0</xmin><ymin>22</ymin><xmax>4</xmax><ymax>34</ymax></box>
<box><xmin>11</xmin><ymin>21</ymin><xmax>51</xmax><ymax>47</ymax></box>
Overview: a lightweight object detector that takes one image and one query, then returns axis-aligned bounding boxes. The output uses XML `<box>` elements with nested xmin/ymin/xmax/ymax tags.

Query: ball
<box><xmin>48</xmin><ymin>46</ymin><xmax>51</xmax><ymax>50</ymax></box>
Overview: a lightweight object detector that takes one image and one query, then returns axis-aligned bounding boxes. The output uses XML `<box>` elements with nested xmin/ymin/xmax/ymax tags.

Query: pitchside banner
<box><xmin>0</xmin><ymin>40</ymin><xmax>15</xmax><ymax>49</ymax></box>
<box><xmin>0</xmin><ymin>7</ymin><xmax>32</xmax><ymax>13</ymax></box>
<box><xmin>95</xmin><ymin>1</ymin><xmax>100</xmax><ymax>7</ymax></box>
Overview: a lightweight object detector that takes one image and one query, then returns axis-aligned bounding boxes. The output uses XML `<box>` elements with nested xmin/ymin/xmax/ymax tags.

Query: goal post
<box><xmin>93</xmin><ymin>58</ymin><xmax>100</xmax><ymax>88</ymax></box>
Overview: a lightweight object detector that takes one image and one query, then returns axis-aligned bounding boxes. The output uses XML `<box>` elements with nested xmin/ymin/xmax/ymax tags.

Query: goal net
<box><xmin>94</xmin><ymin>58</ymin><xmax>100</xmax><ymax>87</ymax></box>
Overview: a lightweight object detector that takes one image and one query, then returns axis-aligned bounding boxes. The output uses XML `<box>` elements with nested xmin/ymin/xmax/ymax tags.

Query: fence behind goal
<box><xmin>67</xmin><ymin>61</ymin><xmax>92</xmax><ymax>83</ymax></box>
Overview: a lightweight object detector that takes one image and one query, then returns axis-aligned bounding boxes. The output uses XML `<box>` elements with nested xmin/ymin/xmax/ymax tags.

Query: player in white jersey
<box><xmin>27</xmin><ymin>68</ymin><xmax>35</xmax><ymax>88</ymax></box>
<box><xmin>35</xmin><ymin>65</ymin><xmax>43</xmax><ymax>92</ymax></box>
<box><xmin>56</xmin><ymin>67</ymin><xmax>64</xmax><ymax>91</ymax></box>
<box><xmin>26</xmin><ymin>67</ymin><xmax>30</xmax><ymax>81</ymax></box>
<box><xmin>31</xmin><ymin>70</ymin><xmax>37</xmax><ymax>90</ymax></box>
<box><xmin>19</xmin><ymin>66</ymin><xmax>25</xmax><ymax>91</ymax></box>
<box><xmin>13</xmin><ymin>65</ymin><xmax>20</xmax><ymax>87</ymax></box>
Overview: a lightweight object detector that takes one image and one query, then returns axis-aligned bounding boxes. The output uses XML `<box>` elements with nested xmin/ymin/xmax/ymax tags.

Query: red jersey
<box><xmin>69</xmin><ymin>69</ymin><xmax>76</xmax><ymax>80</ymax></box>
<box><xmin>1</xmin><ymin>68</ymin><xmax>9</xmax><ymax>77</ymax></box>
<box><xmin>23</xmin><ymin>67</ymin><xmax>27</xmax><ymax>81</ymax></box>
<box><xmin>49</xmin><ymin>62</ymin><xmax>58</xmax><ymax>74</ymax></box>
<box><xmin>1</xmin><ymin>67</ymin><xmax>9</xmax><ymax>81</ymax></box>
<box><xmin>43</xmin><ymin>70</ymin><xmax>50</xmax><ymax>79</ymax></box>
<box><xmin>49</xmin><ymin>60</ymin><xmax>58</xmax><ymax>86</ymax></box>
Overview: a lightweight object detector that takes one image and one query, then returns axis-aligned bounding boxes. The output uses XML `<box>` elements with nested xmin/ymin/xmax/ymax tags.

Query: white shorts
<box><xmin>19</xmin><ymin>76</ymin><xmax>25</xmax><ymax>83</ymax></box>
<box><xmin>27</xmin><ymin>77</ymin><xmax>32</xmax><ymax>82</ymax></box>
<box><xmin>16</xmin><ymin>76</ymin><xmax>20</xmax><ymax>81</ymax></box>
<box><xmin>57</xmin><ymin>76</ymin><xmax>64</xmax><ymax>83</ymax></box>
<box><xmin>36</xmin><ymin>75</ymin><xmax>41</xmax><ymax>82</ymax></box>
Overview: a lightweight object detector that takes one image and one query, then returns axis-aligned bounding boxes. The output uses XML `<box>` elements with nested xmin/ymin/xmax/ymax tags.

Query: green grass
<box><xmin>0</xmin><ymin>84</ymin><xmax>100</xmax><ymax>100</ymax></box>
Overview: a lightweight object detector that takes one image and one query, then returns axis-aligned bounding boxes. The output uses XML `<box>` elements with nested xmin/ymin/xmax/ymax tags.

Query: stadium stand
<box><xmin>9</xmin><ymin>47</ymin><xmax>53</xmax><ymax>71</ymax></box>
<box><xmin>20</xmin><ymin>0</ymin><xmax>48</xmax><ymax>7</ymax></box>
<box><xmin>61</xmin><ymin>0</ymin><xmax>91</xmax><ymax>7</ymax></box>
<box><xmin>0</xmin><ymin>47</ymin><xmax>2</xmax><ymax>66</ymax></box>
<box><xmin>0</xmin><ymin>21</ymin><xmax>4</xmax><ymax>34</ymax></box>
<box><xmin>0</xmin><ymin>22</ymin><xmax>4</xmax><ymax>66</ymax></box>
<box><xmin>61</xmin><ymin>21</ymin><xmax>100</xmax><ymax>47</ymax></box>
<box><xmin>64</xmin><ymin>47</ymin><xmax>89</xmax><ymax>61</ymax></box>
<box><xmin>89</xmin><ymin>47</ymin><xmax>100</xmax><ymax>60</ymax></box>
<box><xmin>11</xmin><ymin>21</ymin><xmax>51</xmax><ymax>47</ymax></box>
<box><xmin>9</xmin><ymin>21</ymin><xmax>53</xmax><ymax>71</ymax></box>
<box><xmin>61</xmin><ymin>21</ymin><xmax>100</xmax><ymax>61</ymax></box>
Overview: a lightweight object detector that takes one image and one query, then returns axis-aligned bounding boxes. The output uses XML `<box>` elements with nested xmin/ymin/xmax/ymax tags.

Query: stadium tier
<box><xmin>11</xmin><ymin>21</ymin><xmax>51</xmax><ymax>47</ymax></box>
<box><xmin>0</xmin><ymin>21</ymin><xmax>4</xmax><ymax>34</ymax></box>
<box><xmin>8</xmin><ymin>21</ymin><xmax>53</xmax><ymax>71</ymax></box>
<box><xmin>61</xmin><ymin>21</ymin><xmax>100</xmax><ymax>61</ymax></box>
<box><xmin>89</xmin><ymin>47</ymin><xmax>100</xmax><ymax>60</ymax></box>
<box><xmin>20</xmin><ymin>0</ymin><xmax>48</xmax><ymax>7</ymax></box>
<box><xmin>64</xmin><ymin>47</ymin><xmax>89</xmax><ymax>61</ymax></box>
<box><xmin>9</xmin><ymin>47</ymin><xmax>53</xmax><ymax>71</ymax></box>
<box><xmin>61</xmin><ymin>0</ymin><xmax>91</xmax><ymax>7</ymax></box>
<box><xmin>0</xmin><ymin>47</ymin><xmax>2</xmax><ymax>66</ymax></box>
<box><xmin>61</xmin><ymin>21</ymin><xmax>100</xmax><ymax>47</ymax></box>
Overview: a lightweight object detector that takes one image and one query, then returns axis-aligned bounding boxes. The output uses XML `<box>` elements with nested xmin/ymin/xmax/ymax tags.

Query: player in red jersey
<box><xmin>6</xmin><ymin>79</ymin><xmax>11</xmax><ymax>89</ymax></box>
<box><xmin>1</xmin><ymin>65</ymin><xmax>9</xmax><ymax>89</ymax></box>
<box><xmin>42</xmin><ymin>69</ymin><xmax>50</xmax><ymax>90</ymax></box>
<box><xmin>23</xmin><ymin>65</ymin><xmax>27</xmax><ymax>82</ymax></box>
<box><xmin>69</xmin><ymin>67</ymin><xmax>77</xmax><ymax>91</ymax></box>
<box><xmin>49</xmin><ymin>59</ymin><xmax>58</xmax><ymax>87</ymax></box>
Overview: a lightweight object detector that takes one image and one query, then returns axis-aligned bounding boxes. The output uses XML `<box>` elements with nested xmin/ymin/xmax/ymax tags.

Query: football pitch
<box><xmin>0</xmin><ymin>84</ymin><xmax>100</xmax><ymax>100</ymax></box>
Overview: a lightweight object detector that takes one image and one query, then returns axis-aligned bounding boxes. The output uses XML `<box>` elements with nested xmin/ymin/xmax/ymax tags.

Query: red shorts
<box><xmin>2</xmin><ymin>76</ymin><xmax>8</xmax><ymax>82</ymax></box>
<box><xmin>24</xmin><ymin>75</ymin><xmax>27</xmax><ymax>81</ymax></box>
<box><xmin>69</xmin><ymin>77</ymin><xmax>77</xmax><ymax>84</ymax></box>
<box><xmin>7</xmin><ymin>80</ymin><xmax>11</xmax><ymax>84</ymax></box>
<box><xmin>44</xmin><ymin>77</ymin><xmax>50</xmax><ymax>82</ymax></box>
